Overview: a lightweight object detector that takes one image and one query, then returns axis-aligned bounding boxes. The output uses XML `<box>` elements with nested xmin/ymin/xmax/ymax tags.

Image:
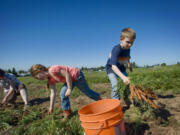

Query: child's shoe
<box><xmin>98</xmin><ymin>97</ymin><xmax>102</xmax><ymax>100</ymax></box>
<box><xmin>63</xmin><ymin>109</ymin><xmax>72</xmax><ymax>118</ymax></box>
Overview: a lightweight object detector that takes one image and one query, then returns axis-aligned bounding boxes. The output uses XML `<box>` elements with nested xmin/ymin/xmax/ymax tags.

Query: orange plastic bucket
<box><xmin>78</xmin><ymin>99</ymin><xmax>126</xmax><ymax>135</ymax></box>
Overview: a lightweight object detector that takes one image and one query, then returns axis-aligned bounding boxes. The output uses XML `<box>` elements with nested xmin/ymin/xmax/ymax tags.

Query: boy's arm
<box><xmin>48</xmin><ymin>84</ymin><xmax>56</xmax><ymax>115</ymax></box>
<box><xmin>2</xmin><ymin>85</ymin><xmax>14</xmax><ymax>104</ymax></box>
<box><xmin>59</xmin><ymin>69</ymin><xmax>72</xmax><ymax>97</ymax></box>
<box><xmin>128</xmin><ymin>60</ymin><xmax>133</xmax><ymax>72</ymax></box>
<box><xmin>112</xmin><ymin>65</ymin><xmax>130</xmax><ymax>85</ymax></box>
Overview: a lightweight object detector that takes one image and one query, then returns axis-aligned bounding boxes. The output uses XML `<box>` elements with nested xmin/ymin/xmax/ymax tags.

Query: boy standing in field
<box><xmin>106</xmin><ymin>28</ymin><xmax>136</xmax><ymax>102</ymax></box>
<box><xmin>31</xmin><ymin>64</ymin><xmax>101</xmax><ymax>118</ymax></box>
<box><xmin>0</xmin><ymin>69</ymin><xmax>29</xmax><ymax>107</ymax></box>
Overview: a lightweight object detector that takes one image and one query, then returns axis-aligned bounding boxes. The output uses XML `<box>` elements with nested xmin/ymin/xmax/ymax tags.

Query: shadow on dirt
<box><xmin>154</xmin><ymin>94</ymin><xmax>172</xmax><ymax>125</ymax></box>
<box><xmin>125</xmin><ymin>122</ymin><xmax>150</xmax><ymax>135</ymax></box>
<box><xmin>153</xmin><ymin>107</ymin><xmax>171</xmax><ymax>126</ymax></box>
<box><xmin>29</xmin><ymin>97</ymin><xmax>50</xmax><ymax>105</ymax></box>
<box><xmin>153</xmin><ymin>101</ymin><xmax>171</xmax><ymax>126</ymax></box>
<box><xmin>157</xmin><ymin>94</ymin><xmax>174</xmax><ymax>99</ymax></box>
<box><xmin>122</xmin><ymin>105</ymin><xmax>131</xmax><ymax>113</ymax></box>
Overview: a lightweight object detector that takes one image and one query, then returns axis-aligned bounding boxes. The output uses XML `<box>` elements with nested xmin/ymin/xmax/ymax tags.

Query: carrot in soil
<box><xmin>130</xmin><ymin>86</ymin><xmax>134</xmax><ymax>100</ymax></box>
<box><xmin>145</xmin><ymin>89</ymin><xmax>158</xmax><ymax>100</ymax></box>
<box><xmin>132</xmin><ymin>86</ymin><xmax>138</xmax><ymax>98</ymax></box>
<box><xmin>130</xmin><ymin>85</ymin><xmax>158</xmax><ymax>109</ymax></box>
<box><xmin>134</xmin><ymin>87</ymin><xmax>142</xmax><ymax>100</ymax></box>
<box><xmin>140</xmin><ymin>94</ymin><xmax>158</xmax><ymax>109</ymax></box>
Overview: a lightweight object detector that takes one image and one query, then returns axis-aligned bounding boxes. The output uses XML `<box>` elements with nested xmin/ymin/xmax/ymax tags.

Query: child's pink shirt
<box><xmin>48</xmin><ymin>65</ymin><xmax>80</xmax><ymax>85</ymax></box>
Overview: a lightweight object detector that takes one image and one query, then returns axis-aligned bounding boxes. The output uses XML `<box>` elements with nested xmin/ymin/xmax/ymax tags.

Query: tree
<box><xmin>12</xmin><ymin>67</ymin><xmax>18</xmax><ymax>76</ymax></box>
<box><xmin>131</xmin><ymin>62</ymin><xmax>138</xmax><ymax>68</ymax></box>
<box><xmin>19</xmin><ymin>70</ymin><xmax>26</xmax><ymax>74</ymax></box>
<box><xmin>161</xmin><ymin>63</ymin><xmax>166</xmax><ymax>66</ymax></box>
<box><xmin>126</xmin><ymin>61</ymin><xmax>138</xmax><ymax>68</ymax></box>
<box><xmin>7</xmin><ymin>69</ymin><xmax>12</xmax><ymax>73</ymax></box>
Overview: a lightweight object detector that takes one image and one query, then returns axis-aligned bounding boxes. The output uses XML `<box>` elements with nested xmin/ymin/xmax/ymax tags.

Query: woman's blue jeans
<box><xmin>60</xmin><ymin>71</ymin><xmax>100</xmax><ymax>110</ymax></box>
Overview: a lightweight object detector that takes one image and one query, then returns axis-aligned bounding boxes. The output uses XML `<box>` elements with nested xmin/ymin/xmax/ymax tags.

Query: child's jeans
<box><xmin>60</xmin><ymin>71</ymin><xmax>100</xmax><ymax>111</ymax></box>
<box><xmin>107</xmin><ymin>71</ymin><xmax>128</xmax><ymax>99</ymax></box>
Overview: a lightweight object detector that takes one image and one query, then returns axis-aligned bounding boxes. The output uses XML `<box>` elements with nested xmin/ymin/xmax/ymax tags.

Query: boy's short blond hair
<box><xmin>31</xmin><ymin>64</ymin><xmax>48</xmax><ymax>77</ymax></box>
<box><xmin>120</xmin><ymin>28</ymin><xmax>136</xmax><ymax>40</ymax></box>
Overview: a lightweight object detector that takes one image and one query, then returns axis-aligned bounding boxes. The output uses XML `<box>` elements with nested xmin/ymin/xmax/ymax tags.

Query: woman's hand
<box><xmin>48</xmin><ymin>108</ymin><xmax>53</xmax><ymax>115</ymax></box>
<box><xmin>2</xmin><ymin>98</ymin><xmax>7</xmax><ymax>104</ymax></box>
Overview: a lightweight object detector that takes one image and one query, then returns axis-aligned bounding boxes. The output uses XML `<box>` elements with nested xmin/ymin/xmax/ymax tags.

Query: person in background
<box><xmin>0</xmin><ymin>69</ymin><xmax>29</xmax><ymax>107</ymax></box>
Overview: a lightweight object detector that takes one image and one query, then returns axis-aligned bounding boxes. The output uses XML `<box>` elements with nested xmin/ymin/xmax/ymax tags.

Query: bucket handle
<box><xmin>80</xmin><ymin>112</ymin><xmax>122</xmax><ymax>124</ymax></box>
<box><xmin>82</xmin><ymin>119</ymin><xmax>107</xmax><ymax>130</ymax></box>
<box><xmin>81</xmin><ymin>113</ymin><xmax>123</xmax><ymax>135</ymax></box>
<box><xmin>93</xmin><ymin>122</ymin><xmax>104</xmax><ymax>135</ymax></box>
<box><xmin>93</xmin><ymin>119</ymin><xmax>124</xmax><ymax>135</ymax></box>
<box><xmin>83</xmin><ymin>123</ymin><xmax>105</xmax><ymax>135</ymax></box>
<box><xmin>84</xmin><ymin>120</ymin><xmax>125</xmax><ymax>135</ymax></box>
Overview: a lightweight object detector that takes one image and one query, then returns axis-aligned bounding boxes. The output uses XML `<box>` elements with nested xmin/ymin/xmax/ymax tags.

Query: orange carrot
<box><xmin>134</xmin><ymin>87</ymin><xmax>142</xmax><ymax>100</ymax></box>
<box><xmin>141</xmin><ymin>94</ymin><xmax>158</xmax><ymax>109</ymax></box>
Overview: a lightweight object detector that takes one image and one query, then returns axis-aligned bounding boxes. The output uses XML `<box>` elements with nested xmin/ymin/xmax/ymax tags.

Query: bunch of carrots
<box><xmin>129</xmin><ymin>85</ymin><xmax>158</xmax><ymax>109</ymax></box>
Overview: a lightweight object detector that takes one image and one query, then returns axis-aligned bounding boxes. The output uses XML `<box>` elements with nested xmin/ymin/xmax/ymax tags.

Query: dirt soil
<box><xmin>1</xmin><ymin>83</ymin><xmax>180</xmax><ymax>135</ymax></box>
<box><xmin>71</xmin><ymin>93</ymin><xmax>180</xmax><ymax>135</ymax></box>
<box><xmin>144</xmin><ymin>93</ymin><xmax>180</xmax><ymax>135</ymax></box>
<box><xmin>29</xmin><ymin>83</ymin><xmax>180</xmax><ymax>135</ymax></box>
<box><xmin>70</xmin><ymin>84</ymin><xmax>180</xmax><ymax>135</ymax></box>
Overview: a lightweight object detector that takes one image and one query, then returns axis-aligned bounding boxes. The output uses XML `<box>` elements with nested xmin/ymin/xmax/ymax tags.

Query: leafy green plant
<box><xmin>117</xmin><ymin>79</ymin><xmax>130</xmax><ymax>101</ymax></box>
<box><xmin>178</xmin><ymin>122</ymin><xmax>180</xmax><ymax>128</ymax></box>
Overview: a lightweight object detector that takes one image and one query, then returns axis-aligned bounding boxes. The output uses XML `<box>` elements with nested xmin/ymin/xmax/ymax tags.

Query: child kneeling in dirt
<box><xmin>31</xmin><ymin>64</ymin><xmax>101</xmax><ymax>118</ymax></box>
<box><xmin>0</xmin><ymin>69</ymin><xmax>29</xmax><ymax>107</ymax></box>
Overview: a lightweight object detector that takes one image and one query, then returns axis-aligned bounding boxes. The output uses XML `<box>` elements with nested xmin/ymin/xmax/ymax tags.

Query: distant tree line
<box><xmin>81</xmin><ymin>61</ymin><xmax>139</xmax><ymax>71</ymax></box>
<box><xmin>144</xmin><ymin>63</ymin><xmax>167</xmax><ymax>68</ymax></box>
<box><xmin>80</xmin><ymin>62</ymin><xmax>180</xmax><ymax>71</ymax></box>
<box><xmin>81</xmin><ymin>66</ymin><xmax>105</xmax><ymax>71</ymax></box>
<box><xmin>5</xmin><ymin>68</ymin><xmax>30</xmax><ymax>77</ymax></box>
<box><xmin>3</xmin><ymin>62</ymin><xmax>180</xmax><ymax>76</ymax></box>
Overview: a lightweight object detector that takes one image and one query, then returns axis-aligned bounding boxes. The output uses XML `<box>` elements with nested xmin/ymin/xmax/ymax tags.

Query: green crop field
<box><xmin>0</xmin><ymin>64</ymin><xmax>180</xmax><ymax>135</ymax></box>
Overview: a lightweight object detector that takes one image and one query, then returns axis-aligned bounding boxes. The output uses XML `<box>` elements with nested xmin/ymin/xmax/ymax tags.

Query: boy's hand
<box><xmin>48</xmin><ymin>108</ymin><xmax>53</xmax><ymax>115</ymax></box>
<box><xmin>122</xmin><ymin>76</ymin><xmax>130</xmax><ymax>85</ymax></box>
<box><xmin>65</xmin><ymin>89</ymin><xmax>72</xmax><ymax>97</ymax></box>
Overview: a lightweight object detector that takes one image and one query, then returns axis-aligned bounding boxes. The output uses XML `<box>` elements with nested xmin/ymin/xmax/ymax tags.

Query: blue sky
<box><xmin>0</xmin><ymin>0</ymin><xmax>180</xmax><ymax>70</ymax></box>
